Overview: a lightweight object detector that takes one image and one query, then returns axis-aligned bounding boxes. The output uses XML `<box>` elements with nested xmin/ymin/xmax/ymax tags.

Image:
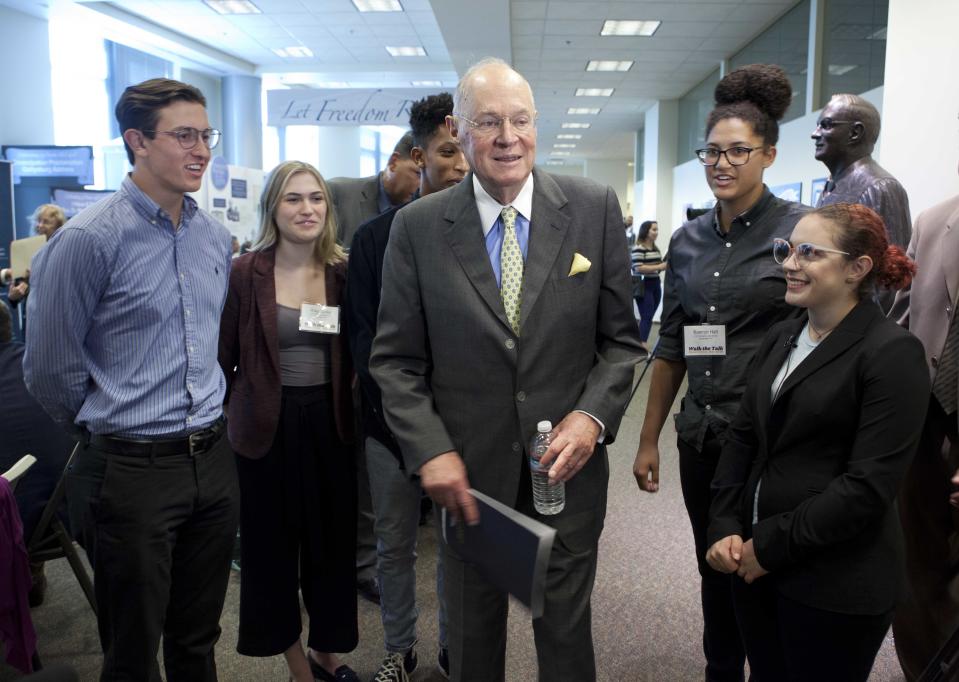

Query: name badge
<box><xmin>299</xmin><ymin>303</ymin><xmax>339</xmax><ymax>334</ymax></box>
<box><xmin>683</xmin><ymin>324</ymin><xmax>726</xmax><ymax>357</ymax></box>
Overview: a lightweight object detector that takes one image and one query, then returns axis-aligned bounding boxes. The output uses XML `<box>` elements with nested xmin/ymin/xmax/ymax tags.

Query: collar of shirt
<box><xmin>711</xmin><ymin>186</ymin><xmax>774</xmax><ymax>239</ymax></box>
<box><xmin>473</xmin><ymin>173</ymin><xmax>534</xmax><ymax>236</ymax></box>
<box><xmin>377</xmin><ymin>172</ymin><xmax>395</xmax><ymax>214</ymax></box>
<box><xmin>121</xmin><ymin>174</ymin><xmax>198</xmax><ymax>230</ymax></box>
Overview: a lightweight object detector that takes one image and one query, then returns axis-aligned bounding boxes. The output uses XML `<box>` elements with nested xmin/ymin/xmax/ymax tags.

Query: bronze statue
<box><xmin>813</xmin><ymin>94</ymin><xmax>911</xmax><ymax>310</ymax></box>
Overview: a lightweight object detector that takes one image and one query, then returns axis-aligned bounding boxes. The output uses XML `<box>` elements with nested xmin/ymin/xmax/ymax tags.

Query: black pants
<box><xmin>66</xmin><ymin>431</ymin><xmax>239</xmax><ymax>682</ymax></box>
<box><xmin>678</xmin><ymin>432</ymin><xmax>746</xmax><ymax>682</ymax></box>
<box><xmin>733</xmin><ymin>576</ymin><xmax>892</xmax><ymax>681</ymax></box>
<box><xmin>235</xmin><ymin>384</ymin><xmax>358</xmax><ymax>657</ymax></box>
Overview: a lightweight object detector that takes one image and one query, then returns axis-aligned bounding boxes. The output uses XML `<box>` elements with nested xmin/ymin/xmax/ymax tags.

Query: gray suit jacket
<box><xmin>370</xmin><ymin>168</ymin><xmax>643</xmax><ymax>511</ymax></box>
<box><xmin>891</xmin><ymin>193</ymin><xmax>959</xmax><ymax>381</ymax></box>
<box><xmin>327</xmin><ymin>173</ymin><xmax>381</xmax><ymax>247</ymax></box>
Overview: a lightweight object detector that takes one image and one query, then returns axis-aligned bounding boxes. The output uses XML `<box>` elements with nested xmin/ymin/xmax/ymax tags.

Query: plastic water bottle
<box><xmin>529</xmin><ymin>420</ymin><xmax>565</xmax><ymax>515</ymax></box>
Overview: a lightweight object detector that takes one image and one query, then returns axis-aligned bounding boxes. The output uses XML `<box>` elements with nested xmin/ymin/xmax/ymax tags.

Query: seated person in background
<box><xmin>5</xmin><ymin>204</ymin><xmax>67</xmax><ymax>337</ymax></box>
<box><xmin>706</xmin><ymin>203</ymin><xmax>929</xmax><ymax>681</ymax></box>
<box><xmin>32</xmin><ymin>204</ymin><xmax>67</xmax><ymax>239</ymax></box>
<box><xmin>0</xmin><ymin>303</ymin><xmax>74</xmax><ymax>605</ymax></box>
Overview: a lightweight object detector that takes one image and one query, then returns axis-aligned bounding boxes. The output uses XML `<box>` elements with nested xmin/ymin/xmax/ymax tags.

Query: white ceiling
<box><xmin>5</xmin><ymin>0</ymin><xmax>804</xmax><ymax>164</ymax></box>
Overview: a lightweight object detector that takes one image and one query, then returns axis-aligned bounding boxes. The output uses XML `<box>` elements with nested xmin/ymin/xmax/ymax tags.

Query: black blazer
<box><xmin>345</xmin><ymin>206</ymin><xmax>404</xmax><ymax>463</ymax></box>
<box><xmin>708</xmin><ymin>299</ymin><xmax>929</xmax><ymax>615</ymax></box>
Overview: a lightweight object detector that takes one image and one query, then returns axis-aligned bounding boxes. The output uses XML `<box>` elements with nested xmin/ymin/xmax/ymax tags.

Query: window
<box><xmin>819</xmin><ymin>0</ymin><xmax>887</xmax><ymax>105</ymax></box>
<box><xmin>677</xmin><ymin>69</ymin><xmax>721</xmax><ymax>163</ymax></box>
<box><xmin>729</xmin><ymin>0</ymin><xmax>810</xmax><ymax>124</ymax></box>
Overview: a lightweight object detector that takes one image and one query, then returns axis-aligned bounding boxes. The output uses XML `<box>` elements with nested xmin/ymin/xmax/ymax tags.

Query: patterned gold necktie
<box><xmin>499</xmin><ymin>206</ymin><xmax>523</xmax><ymax>335</ymax></box>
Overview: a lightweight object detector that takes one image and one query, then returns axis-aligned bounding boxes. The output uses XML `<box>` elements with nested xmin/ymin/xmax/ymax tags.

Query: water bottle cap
<box><xmin>537</xmin><ymin>420</ymin><xmax>552</xmax><ymax>433</ymax></box>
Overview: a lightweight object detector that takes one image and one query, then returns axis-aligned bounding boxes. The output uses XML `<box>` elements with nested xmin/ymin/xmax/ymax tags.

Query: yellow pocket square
<box><xmin>568</xmin><ymin>253</ymin><xmax>591</xmax><ymax>277</ymax></box>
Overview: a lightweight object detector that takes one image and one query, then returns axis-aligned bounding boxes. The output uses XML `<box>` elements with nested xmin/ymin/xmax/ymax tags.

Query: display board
<box><xmin>193</xmin><ymin>156</ymin><xmax>264</xmax><ymax>245</ymax></box>
<box><xmin>0</xmin><ymin>161</ymin><xmax>14</xmax><ymax>270</ymax></box>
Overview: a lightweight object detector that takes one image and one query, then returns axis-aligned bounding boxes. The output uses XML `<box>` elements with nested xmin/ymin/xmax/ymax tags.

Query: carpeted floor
<box><xmin>1</xmin><ymin>327</ymin><xmax>907</xmax><ymax>681</ymax></box>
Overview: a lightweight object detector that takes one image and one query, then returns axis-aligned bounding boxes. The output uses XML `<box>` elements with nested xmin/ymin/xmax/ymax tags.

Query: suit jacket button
<box><xmin>516</xmin><ymin>391</ymin><xmax>527</xmax><ymax>402</ymax></box>
<box><xmin>512</xmin><ymin>442</ymin><xmax>521</xmax><ymax>452</ymax></box>
<box><xmin>505</xmin><ymin>338</ymin><xmax>515</xmax><ymax>349</ymax></box>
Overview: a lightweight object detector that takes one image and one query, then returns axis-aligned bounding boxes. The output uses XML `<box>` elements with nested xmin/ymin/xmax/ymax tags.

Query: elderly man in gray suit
<box><xmin>890</xmin><ymin>188</ymin><xmax>959</xmax><ymax>680</ymax></box>
<box><xmin>370</xmin><ymin>58</ymin><xmax>643</xmax><ymax>682</ymax></box>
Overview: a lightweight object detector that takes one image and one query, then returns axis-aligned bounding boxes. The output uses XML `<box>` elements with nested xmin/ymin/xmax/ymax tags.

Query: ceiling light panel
<box><xmin>272</xmin><ymin>46</ymin><xmax>314</xmax><ymax>58</ymax></box>
<box><xmin>553</xmin><ymin>143</ymin><xmax>576</xmax><ymax>148</ymax></box>
<box><xmin>204</xmin><ymin>0</ymin><xmax>261</xmax><ymax>14</ymax></box>
<box><xmin>387</xmin><ymin>45</ymin><xmax>427</xmax><ymax>57</ymax></box>
<box><xmin>551</xmin><ymin>151</ymin><xmax>571</xmax><ymax>156</ymax></box>
<box><xmin>557</xmin><ymin>134</ymin><xmax>582</xmax><ymax>139</ymax></box>
<box><xmin>576</xmin><ymin>88</ymin><xmax>614</xmax><ymax>97</ymax></box>
<box><xmin>352</xmin><ymin>0</ymin><xmax>403</xmax><ymax>11</ymax></box>
<box><xmin>562</xmin><ymin>122</ymin><xmax>591</xmax><ymax>129</ymax></box>
<box><xmin>586</xmin><ymin>60</ymin><xmax>633</xmax><ymax>72</ymax></box>
<box><xmin>411</xmin><ymin>80</ymin><xmax>442</xmax><ymax>87</ymax></box>
<box><xmin>600</xmin><ymin>20</ymin><xmax>661</xmax><ymax>37</ymax></box>
<box><xmin>567</xmin><ymin>107</ymin><xmax>600</xmax><ymax>115</ymax></box>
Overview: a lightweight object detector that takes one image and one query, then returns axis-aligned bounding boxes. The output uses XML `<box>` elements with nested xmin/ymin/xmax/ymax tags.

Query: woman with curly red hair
<box><xmin>706</xmin><ymin>202</ymin><xmax>930</xmax><ymax>681</ymax></box>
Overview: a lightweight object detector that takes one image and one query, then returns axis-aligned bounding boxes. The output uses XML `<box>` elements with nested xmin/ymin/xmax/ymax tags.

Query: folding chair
<box><xmin>3</xmin><ymin>454</ymin><xmax>37</xmax><ymax>491</ymax></box>
<box><xmin>26</xmin><ymin>443</ymin><xmax>96</xmax><ymax>615</ymax></box>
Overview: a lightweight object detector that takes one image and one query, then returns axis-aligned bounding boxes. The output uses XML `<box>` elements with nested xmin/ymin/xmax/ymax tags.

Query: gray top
<box><xmin>277</xmin><ymin>303</ymin><xmax>331</xmax><ymax>387</ymax></box>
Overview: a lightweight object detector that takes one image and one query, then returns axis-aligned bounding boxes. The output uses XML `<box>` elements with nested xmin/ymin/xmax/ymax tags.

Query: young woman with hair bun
<box><xmin>705</xmin><ymin>202</ymin><xmax>929</xmax><ymax>681</ymax></box>
<box><xmin>633</xmin><ymin>63</ymin><xmax>807</xmax><ymax>679</ymax></box>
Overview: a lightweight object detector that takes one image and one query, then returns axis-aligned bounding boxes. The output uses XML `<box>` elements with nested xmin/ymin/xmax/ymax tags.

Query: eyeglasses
<box><xmin>454</xmin><ymin>113</ymin><xmax>536</xmax><ymax>136</ymax></box>
<box><xmin>694</xmin><ymin>146</ymin><xmax>763</xmax><ymax>167</ymax></box>
<box><xmin>814</xmin><ymin>117</ymin><xmax>853</xmax><ymax>131</ymax></box>
<box><xmin>772</xmin><ymin>237</ymin><xmax>850</xmax><ymax>265</ymax></box>
<box><xmin>142</xmin><ymin>127</ymin><xmax>222</xmax><ymax>150</ymax></box>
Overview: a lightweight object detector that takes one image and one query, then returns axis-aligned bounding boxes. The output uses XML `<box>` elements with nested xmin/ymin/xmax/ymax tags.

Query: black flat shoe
<box><xmin>308</xmin><ymin>656</ymin><xmax>359</xmax><ymax>682</ymax></box>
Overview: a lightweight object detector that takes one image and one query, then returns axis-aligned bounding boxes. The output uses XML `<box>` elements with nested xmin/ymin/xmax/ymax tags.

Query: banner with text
<box><xmin>267</xmin><ymin>88</ymin><xmax>440</xmax><ymax>127</ymax></box>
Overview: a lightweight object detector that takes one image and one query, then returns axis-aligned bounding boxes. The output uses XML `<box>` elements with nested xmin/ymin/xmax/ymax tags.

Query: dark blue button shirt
<box><xmin>24</xmin><ymin>176</ymin><xmax>232</xmax><ymax>437</ymax></box>
<box><xmin>658</xmin><ymin>187</ymin><xmax>808</xmax><ymax>449</ymax></box>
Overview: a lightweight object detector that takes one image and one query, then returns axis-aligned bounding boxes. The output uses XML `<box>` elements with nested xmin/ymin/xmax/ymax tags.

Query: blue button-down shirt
<box><xmin>23</xmin><ymin>176</ymin><xmax>232</xmax><ymax>437</ymax></box>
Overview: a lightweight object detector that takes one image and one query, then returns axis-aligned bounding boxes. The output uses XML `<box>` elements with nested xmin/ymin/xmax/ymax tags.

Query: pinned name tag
<box><xmin>683</xmin><ymin>324</ymin><xmax>726</xmax><ymax>357</ymax></box>
<box><xmin>299</xmin><ymin>303</ymin><xmax>340</xmax><ymax>334</ymax></box>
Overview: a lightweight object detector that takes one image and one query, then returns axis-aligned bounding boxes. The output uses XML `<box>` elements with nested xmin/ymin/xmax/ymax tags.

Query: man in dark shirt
<box><xmin>813</xmin><ymin>94</ymin><xmax>911</xmax><ymax>310</ymax></box>
<box><xmin>346</xmin><ymin>92</ymin><xmax>468</xmax><ymax>682</ymax></box>
<box><xmin>328</xmin><ymin>131</ymin><xmax>421</xmax><ymax>602</ymax></box>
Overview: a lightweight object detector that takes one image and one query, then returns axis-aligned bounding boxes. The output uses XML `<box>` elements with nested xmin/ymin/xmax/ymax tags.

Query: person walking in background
<box><xmin>219</xmin><ymin>161</ymin><xmax>358</xmax><ymax>682</ymax></box>
<box><xmin>707</xmin><ymin>203</ymin><xmax>928</xmax><ymax>681</ymax></box>
<box><xmin>633</xmin><ymin>64</ymin><xmax>808</xmax><ymax>682</ymax></box>
<box><xmin>630</xmin><ymin>219</ymin><xmax>666</xmax><ymax>351</ymax></box>
<box><xmin>24</xmin><ymin>78</ymin><xmax>237</xmax><ymax>681</ymax></box>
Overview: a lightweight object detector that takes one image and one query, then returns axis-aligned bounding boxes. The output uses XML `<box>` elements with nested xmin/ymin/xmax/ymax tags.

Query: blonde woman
<box><xmin>219</xmin><ymin>161</ymin><xmax>358</xmax><ymax>682</ymax></box>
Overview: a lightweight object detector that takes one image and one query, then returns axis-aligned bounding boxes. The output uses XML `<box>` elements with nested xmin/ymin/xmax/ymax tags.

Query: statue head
<box><xmin>812</xmin><ymin>94</ymin><xmax>881</xmax><ymax>175</ymax></box>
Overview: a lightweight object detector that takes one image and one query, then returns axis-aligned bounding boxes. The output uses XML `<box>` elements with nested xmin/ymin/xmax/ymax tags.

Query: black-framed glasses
<box><xmin>454</xmin><ymin>113</ymin><xmax>536</xmax><ymax>136</ymax></box>
<box><xmin>772</xmin><ymin>237</ymin><xmax>850</xmax><ymax>265</ymax></box>
<box><xmin>814</xmin><ymin>117</ymin><xmax>853</xmax><ymax>131</ymax></box>
<box><xmin>694</xmin><ymin>146</ymin><xmax>763</xmax><ymax>167</ymax></box>
<box><xmin>143</xmin><ymin>127</ymin><xmax>222</xmax><ymax>150</ymax></box>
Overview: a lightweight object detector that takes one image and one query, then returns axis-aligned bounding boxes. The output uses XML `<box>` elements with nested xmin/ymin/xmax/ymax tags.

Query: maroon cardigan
<box><xmin>218</xmin><ymin>247</ymin><xmax>354</xmax><ymax>458</ymax></box>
